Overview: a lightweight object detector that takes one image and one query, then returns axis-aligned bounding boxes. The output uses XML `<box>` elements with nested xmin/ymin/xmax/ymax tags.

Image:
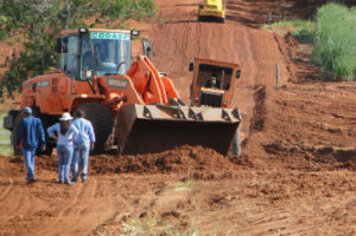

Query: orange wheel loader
<box><xmin>3</xmin><ymin>28</ymin><xmax>241</xmax><ymax>156</ymax></box>
<box><xmin>188</xmin><ymin>58</ymin><xmax>242</xmax><ymax>156</ymax></box>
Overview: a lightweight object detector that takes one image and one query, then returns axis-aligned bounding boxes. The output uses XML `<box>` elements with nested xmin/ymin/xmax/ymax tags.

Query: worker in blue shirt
<box><xmin>47</xmin><ymin>112</ymin><xmax>79</xmax><ymax>184</ymax></box>
<box><xmin>16</xmin><ymin>107</ymin><xmax>46</xmax><ymax>183</ymax></box>
<box><xmin>71</xmin><ymin>110</ymin><xmax>95</xmax><ymax>183</ymax></box>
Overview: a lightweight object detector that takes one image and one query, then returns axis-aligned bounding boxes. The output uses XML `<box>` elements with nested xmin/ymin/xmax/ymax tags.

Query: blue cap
<box><xmin>23</xmin><ymin>107</ymin><xmax>32</xmax><ymax>114</ymax></box>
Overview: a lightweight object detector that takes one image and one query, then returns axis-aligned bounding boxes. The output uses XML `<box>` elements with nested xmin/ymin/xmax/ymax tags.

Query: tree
<box><xmin>0</xmin><ymin>0</ymin><xmax>156</xmax><ymax>98</ymax></box>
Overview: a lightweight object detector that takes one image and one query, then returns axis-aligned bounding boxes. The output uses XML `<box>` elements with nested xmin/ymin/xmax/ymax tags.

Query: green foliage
<box><xmin>99</xmin><ymin>0</ymin><xmax>156</xmax><ymax>22</ymax></box>
<box><xmin>158</xmin><ymin>17</ymin><xmax>168</xmax><ymax>25</ymax></box>
<box><xmin>262</xmin><ymin>20</ymin><xmax>315</xmax><ymax>40</ymax></box>
<box><xmin>312</xmin><ymin>3</ymin><xmax>356</xmax><ymax>81</ymax></box>
<box><xmin>0</xmin><ymin>0</ymin><xmax>156</xmax><ymax>98</ymax></box>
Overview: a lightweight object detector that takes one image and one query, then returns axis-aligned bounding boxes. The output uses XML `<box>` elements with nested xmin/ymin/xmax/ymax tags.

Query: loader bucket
<box><xmin>115</xmin><ymin>104</ymin><xmax>241</xmax><ymax>155</ymax></box>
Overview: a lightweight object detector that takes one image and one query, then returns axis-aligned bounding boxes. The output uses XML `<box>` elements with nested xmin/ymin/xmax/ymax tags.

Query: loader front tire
<box><xmin>232</xmin><ymin>126</ymin><xmax>241</xmax><ymax>156</ymax></box>
<box><xmin>76</xmin><ymin>103</ymin><xmax>113</xmax><ymax>154</ymax></box>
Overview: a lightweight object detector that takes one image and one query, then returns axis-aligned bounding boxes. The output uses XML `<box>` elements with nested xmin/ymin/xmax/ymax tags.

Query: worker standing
<box><xmin>47</xmin><ymin>112</ymin><xmax>78</xmax><ymax>185</ymax></box>
<box><xmin>71</xmin><ymin>110</ymin><xmax>95</xmax><ymax>183</ymax></box>
<box><xmin>16</xmin><ymin>107</ymin><xmax>46</xmax><ymax>183</ymax></box>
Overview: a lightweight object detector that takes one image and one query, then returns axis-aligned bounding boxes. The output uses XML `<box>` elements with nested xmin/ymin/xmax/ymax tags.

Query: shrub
<box><xmin>312</xmin><ymin>3</ymin><xmax>356</xmax><ymax>81</ymax></box>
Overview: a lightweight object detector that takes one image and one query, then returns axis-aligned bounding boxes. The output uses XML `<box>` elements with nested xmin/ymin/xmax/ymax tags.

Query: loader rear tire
<box><xmin>12</xmin><ymin>114</ymin><xmax>23</xmax><ymax>156</ymax></box>
<box><xmin>76</xmin><ymin>103</ymin><xmax>113</xmax><ymax>154</ymax></box>
<box><xmin>32</xmin><ymin>108</ymin><xmax>55</xmax><ymax>156</ymax></box>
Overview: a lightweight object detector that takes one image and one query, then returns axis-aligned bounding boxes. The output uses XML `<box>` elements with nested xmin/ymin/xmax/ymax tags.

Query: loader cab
<box><xmin>189</xmin><ymin>58</ymin><xmax>241</xmax><ymax>108</ymax></box>
<box><xmin>57</xmin><ymin>28</ymin><xmax>132</xmax><ymax>80</ymax></box>
<box><xmin>57</xmin><ymin>28</ymin><xmax>152</xmax><ymax>80</ymax></box>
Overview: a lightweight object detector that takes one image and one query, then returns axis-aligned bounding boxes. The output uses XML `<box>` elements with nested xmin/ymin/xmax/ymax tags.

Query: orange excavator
<box><xmin>3</xmin><ymin>28</ymin><xmax>241</xmax><ymax>156</ymax></box>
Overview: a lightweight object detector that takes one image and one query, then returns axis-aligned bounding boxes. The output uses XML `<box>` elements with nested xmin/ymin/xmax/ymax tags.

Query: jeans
<box><xmin>72</xmin><ymin>142</ymin><xmax>90</xmax><ymax>182</ymax></box>
<box><xmin>23</xmin><ymin>148</ymin><xmax>36</xmax><ymax>180</ymax></box>
<box><xmin>57</xmin><ymin>145</ymin><xmax>73</xmax><ymax>183</ymax></box>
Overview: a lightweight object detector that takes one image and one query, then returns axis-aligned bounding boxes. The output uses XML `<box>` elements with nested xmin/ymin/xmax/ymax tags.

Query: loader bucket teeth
<box><xmin>115</xmin><ymin>104</ymin><xmax>241</xmax><ymax>155</ymax></box>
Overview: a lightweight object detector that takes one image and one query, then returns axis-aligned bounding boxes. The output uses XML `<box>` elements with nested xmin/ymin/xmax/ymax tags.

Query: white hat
<box><xmin>59</xmin><ymin>112</ymin><xmax>73</xmax><ymax>121</ymax></box>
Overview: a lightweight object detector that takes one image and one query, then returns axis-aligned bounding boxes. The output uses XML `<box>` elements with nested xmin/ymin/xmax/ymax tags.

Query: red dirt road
<box><xmin>1</xmin><ymin>0</ymin><xmax>355</xmax><ymax>235</ymax></box>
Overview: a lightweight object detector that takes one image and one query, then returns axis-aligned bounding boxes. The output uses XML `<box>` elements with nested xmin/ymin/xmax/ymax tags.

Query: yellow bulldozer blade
<box><xmin>115</xmin><ymin>104</ymin><xmax>241</xmax><ymax>155</ymax></box>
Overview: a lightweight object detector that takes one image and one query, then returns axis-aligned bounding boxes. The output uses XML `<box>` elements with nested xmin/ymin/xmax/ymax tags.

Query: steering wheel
<box><xmin>116</xmin><ymin>61</ymin><xmax>127</xmax><ymax>74</ymax></box>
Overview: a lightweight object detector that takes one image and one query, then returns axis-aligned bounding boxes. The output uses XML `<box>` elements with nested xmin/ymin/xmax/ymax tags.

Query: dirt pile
<box><xmin>5</xmin><ymin>146</ymin><xmax>238</xmax><ymax>180</ymax></box>
<box><xmin>91</xmin><ymin>145</ymin><xmax>237</xmax><ymax>179</ymax></box>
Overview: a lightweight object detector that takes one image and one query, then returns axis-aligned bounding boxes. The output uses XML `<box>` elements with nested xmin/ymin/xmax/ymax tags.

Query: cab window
<box><xmin>59</xmin><ymin>35</ymin><xmax>79</xmax><ymax>79</ymax></box>
<box><xmin>197</xmin><ymin>64</ymin><xmax>233</xmax><ymax>90</ymax></box>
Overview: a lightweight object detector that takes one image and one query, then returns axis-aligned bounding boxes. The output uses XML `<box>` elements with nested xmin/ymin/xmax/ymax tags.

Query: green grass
<box><xmin>122</xmin><ymin>215</ymin><xmax>158</xmax><ymax>235</ymax></box>
<box><xmin>312</xmin><ymin>3</ymin><xmax>356</xmax><ymax>81</ymax></box>
<box><xmin>262</xmin><ymin>20</ymin><xmax>315</xmax><ymax>40</ymax></box>
<box><xmin>0</xmin><ymin>145</ymin><xmax>13</xmax><ymax>156</ymax></box>
<box><xmin>0</xmin><ymin>112</ymin><xmax>13</xmax><ymax>156</ymax></box>
<box><xmin>174</xmin><ymin>179</ymin><xmax>195</xmax><ymax>191</ymax></box>
<box><xmin>121</xmin><ymin>214</ymin><xmax>203</xmax><ymax>236</ymax></box>
<box><xmin>158</xmin><ymin>17</ymin><xmax>167</xmax><ymax>25</ymax></box>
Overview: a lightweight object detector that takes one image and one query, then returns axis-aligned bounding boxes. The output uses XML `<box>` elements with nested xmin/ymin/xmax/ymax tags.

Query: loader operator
<box><xmin>93</xmin><ymin>44</ymin><xmax>106</xmax><ymax>62</ymax></box>
<box><xmin>83</xmin><ymin>44</ymin><xmax>113</xmax><ymax>73</ymax></box>
<box><xmin>82</xmin><ymin>50</ymin><xmax>95</xmax><ymax>71</ymax></box>
<box><xmin>205</xmin><ymin>75</ymin><xmax>220</xmax><ymax>89</ymax></box>
<box><xmin>82</xmin><ymin>44</ymin><xmax>104</xmax><ymax>69</ymax></box>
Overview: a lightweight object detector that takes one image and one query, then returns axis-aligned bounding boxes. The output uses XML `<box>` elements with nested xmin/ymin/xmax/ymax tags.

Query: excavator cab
<box><xmin>189</xmin><ymin>58</ymin><xmax>241</xmax><ymax>108</ymax></box>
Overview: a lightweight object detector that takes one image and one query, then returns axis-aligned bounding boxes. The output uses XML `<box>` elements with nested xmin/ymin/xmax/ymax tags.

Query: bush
<box><xmin>312</xmin><ymin>3</ymin><xmax>356</xmax><ymax>81</ymax></box>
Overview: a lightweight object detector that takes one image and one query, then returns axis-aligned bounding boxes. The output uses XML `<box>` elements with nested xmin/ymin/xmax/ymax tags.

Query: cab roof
<box><xmin>60</xmin><ymin>28</ymin><xmax>131</xmax><ymax>35</ymax></box>
<box><xmin>194</xmin><ymin>57</ymin><xmax>241</xmax><ymax>69</ymax></box>
<box><xmin>205</xmin><ymin>0</ymin><xmax>222</xmax><ymax>7</ymax></box>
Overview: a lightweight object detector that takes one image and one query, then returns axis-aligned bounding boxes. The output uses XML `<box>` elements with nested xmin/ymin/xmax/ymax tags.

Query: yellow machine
<box><xmin>198</xmin><ymin>0</ymin><xmax>225</xmax><ymax>23</ymax></box>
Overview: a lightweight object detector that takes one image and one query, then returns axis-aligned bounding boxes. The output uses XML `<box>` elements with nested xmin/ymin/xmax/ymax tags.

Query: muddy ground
<box><xmin>0</xmin><ymin>0</ymin><xmax>355</xmax><ymax>235</ymax></box>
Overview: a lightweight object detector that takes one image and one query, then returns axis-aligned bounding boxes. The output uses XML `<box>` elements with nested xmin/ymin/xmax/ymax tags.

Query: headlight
<box><xmin>78</xmin><ymin>27</ymin><xmax>88</xmax><ymax>34</ymax></box>
<box><xmin>107</xmin><ymin>78</ymin><xmax>129</xmax><ymax>89</ymax></box>
<box><xmin>131</xmin><ymin>30</ymin><xmax>140</xmax><ymax>37</ymax></box>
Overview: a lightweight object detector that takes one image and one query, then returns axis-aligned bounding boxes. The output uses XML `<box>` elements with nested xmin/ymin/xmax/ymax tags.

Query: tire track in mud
<box><xmin>35</xmin><ymin>181</ymin><xmax>91</xmax><ymax>236</ymax></box>
<box><xmin>38</xmin><ymin>176</ymin><xmax>138</xmax><ymax>236</ymax></box>
<box><xmin>0</xmin><ymin>179</ymin><xmax>33</xmax><ymax>220</ymax></box>
<box><xmin>0</xmin><ymin>177</ymin><xmax>14</xmax><ymax>201</ymax></box>
<box><xmin>250</xmin><ymin>86</ymin><xmax>266</xmax><ymax>132</ymax></box>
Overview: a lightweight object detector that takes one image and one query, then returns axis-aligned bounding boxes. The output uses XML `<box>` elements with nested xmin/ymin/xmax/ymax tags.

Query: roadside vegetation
<box><xmin>312</xmin><ymin>3</ymin><xmax>356</xmax><ymax>81</ymax></box>
<box><xmin>262</xmin><ymin>20</ymin><xmax>315</xmax><ymax>40</ymax></box>
<box><xmin>121</xmin><ymin>213</ymin><xmax>207</xmax><ymax>236</ymax></box>
<box><xmin>263</xmin><ymin>3</ymin><xmax>356</xmax><ymax>81</ymax></box>
<box><xmin>0</xmin><ymin>0</ymin><xmax>156</xmax><ymax>98</ymax></box>
<box><xmin>0</xmin><ymin>112</ymin><xmax>12</xmax><ymax>156</ymax></box>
